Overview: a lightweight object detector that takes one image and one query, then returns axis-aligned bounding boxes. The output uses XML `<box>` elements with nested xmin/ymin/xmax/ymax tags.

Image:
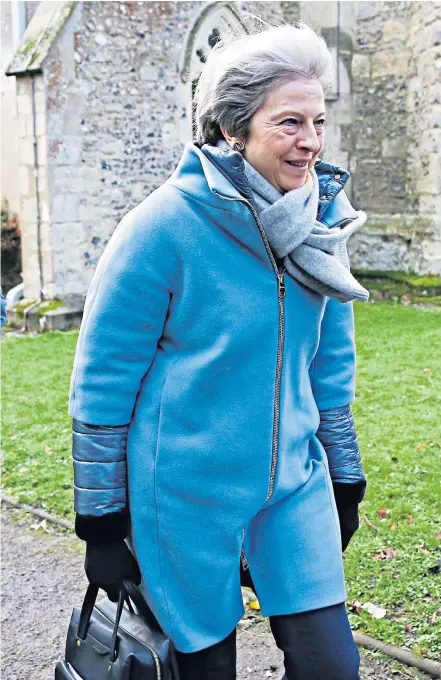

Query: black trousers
<box><xmin>175</xmin><ymin>602</ymin><xmax>360</xmax><ymax>680</ymax></box>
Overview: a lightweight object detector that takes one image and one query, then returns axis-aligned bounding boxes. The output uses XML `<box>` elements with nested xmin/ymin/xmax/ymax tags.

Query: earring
<box><xmin>233</xmin><ymin>140</ymin><xmax>245</xmax><ymax>152</ymax></box>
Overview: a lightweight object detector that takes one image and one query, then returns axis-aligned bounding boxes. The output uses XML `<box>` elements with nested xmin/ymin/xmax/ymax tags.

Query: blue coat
<box><xmin>70</xmin><ymin>143</ymin><xmax>364</xmax><ymax>652</ymax></box>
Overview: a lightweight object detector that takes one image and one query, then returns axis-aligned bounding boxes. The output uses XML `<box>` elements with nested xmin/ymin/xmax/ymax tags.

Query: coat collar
<box><xmin>198</xmin><ymin>142</ymin><xmax>351</xmax><ymax>220</ymax></box>
<box><xmin>170</xmin><ymin>143</ymin><xmax>352</xmax><ymax>223</ymax></box>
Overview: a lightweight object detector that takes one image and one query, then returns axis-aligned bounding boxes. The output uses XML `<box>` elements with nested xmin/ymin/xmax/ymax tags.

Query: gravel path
<box><xmin>1</xmin><ymin>510</ymin><xmax>430</xmax><ymax>680</ymax></box>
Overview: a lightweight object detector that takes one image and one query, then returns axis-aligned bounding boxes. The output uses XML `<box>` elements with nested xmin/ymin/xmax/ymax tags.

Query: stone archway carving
<box><xmin>180</xmin><ymin>2</ymin><xmax>248</xmax><ymax>84</ymax></box>
<box><xmin>176</xmin><ymin>2</ymin><xmax>248</xmax><ymax>143</ymax></box>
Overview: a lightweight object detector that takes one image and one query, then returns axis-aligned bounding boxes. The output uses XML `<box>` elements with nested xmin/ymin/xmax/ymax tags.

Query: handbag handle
<box><xmin>77</xmin><ymin>585</ymin><xmax>129</xmax><ymax>664</ymax></box>
<box><xmin>76</xmin><ymin>580</ymin><xmax>162</xmax><ymax>642</ymax></box>
<box><xmin>77</xmin><ymin>583</ymin><xmax>100</xmax><ymax>641</ymax></box>
<box><xmin>121</xmin><ymin>580</ymin><xmax>163</xmax><ymax>632</ymax></box>
<box><xmin>109</xmin><ymin>589</ymin><xmax>126</xmax><ymax>662</ymax></box>
<box><xmin>108</xmin><ymin>582</ymin><xmax>164</xmax><ymax>665</ymax></box>
<box><xmin>76</xmin><ymin>581</ymin><xmax>180</xmax><ymax>678</ymax></box>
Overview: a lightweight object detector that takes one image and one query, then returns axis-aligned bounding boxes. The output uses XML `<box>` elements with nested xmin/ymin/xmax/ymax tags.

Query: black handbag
<box><xmin>55</xmin><ymin>580</ymin><xmax>179</xmax><ymax>679</ymax></box>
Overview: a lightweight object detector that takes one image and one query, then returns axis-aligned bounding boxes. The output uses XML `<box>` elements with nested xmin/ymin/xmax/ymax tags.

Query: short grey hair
<box><xmin>195</xmin><ymin>22</ymin><xmax>334</xmax><ymax>146</ymax></box>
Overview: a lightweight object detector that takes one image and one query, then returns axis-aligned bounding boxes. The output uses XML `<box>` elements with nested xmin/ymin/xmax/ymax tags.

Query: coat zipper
<box><xmin>95</xmin><ymin>604</ymin><xmax>162</xmax><ymax>679</ymax></box>
<box><xmin>212</xmin><ymin>191</ymin><xmax>285</xmax><ymax>502</ymax></box>
<box><xmin>241</xmin><ymin>526</ymin><xmax>248</xmax><ymax>570</ymax></box>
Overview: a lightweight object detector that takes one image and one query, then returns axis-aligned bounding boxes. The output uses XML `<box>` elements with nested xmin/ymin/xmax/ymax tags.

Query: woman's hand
<box><xmin>85</xmin><ymin>541</ymin><xmax>141</xmax><ymax>602</ymax></box>
<box><xmin>75</xmin><ymin>510</ymin><xmax>141</xmax><ymax>601</ymax></box>
<box><xmin>332</xmin><ymin>481</ymin><xmax>365</xmax><ymax>552</ymax></box>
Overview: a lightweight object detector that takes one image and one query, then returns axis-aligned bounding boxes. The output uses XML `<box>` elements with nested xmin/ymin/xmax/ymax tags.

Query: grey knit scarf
<box><xmin>214</xmin><ymin>140</ymin><xmax>369</xmax><ymax>303</ymax></box>
<box><xmin>244</xmin><ymin>160</ymin><xmax>369</xmax><ymax>303</ymax></box>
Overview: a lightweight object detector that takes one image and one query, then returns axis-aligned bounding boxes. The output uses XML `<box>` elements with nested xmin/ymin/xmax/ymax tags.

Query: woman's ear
<box><xmin>220</xmin><ymin>127</ymin><xmax>234</xmax><ymax>148</ymax></box>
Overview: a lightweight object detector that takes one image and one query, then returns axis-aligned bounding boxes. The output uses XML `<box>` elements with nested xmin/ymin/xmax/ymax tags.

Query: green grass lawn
<box><xmin>1</xmin><ymin>303</ymin><xmax>440</xmax><ymax>659</ymax></box>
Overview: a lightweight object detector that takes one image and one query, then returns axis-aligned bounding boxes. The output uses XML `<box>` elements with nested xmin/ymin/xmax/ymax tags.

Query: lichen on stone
<box><xmin>37</xmin><ymin>298</ymin><xmax>67</xmax><ymax>316</ymax></box>
<box><xmin>19</xmin><ymin>40</ymin><xmax>37</xmax><ymax>55</ymax></box>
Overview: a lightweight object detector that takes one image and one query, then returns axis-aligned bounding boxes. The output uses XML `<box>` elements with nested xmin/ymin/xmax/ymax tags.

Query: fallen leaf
<box><xmin>393</xmin><ymin>574</ymin><xmax>399</xmax><ymax>579</ymax></box>
<box><xmin>372</xmin><ymin>548</ymin><xmax>399</xmax><ymax>560</ymax></box>
<box><xmin>389</xmin><ymin>524</ymin><xmax>397</xmax><ymax>532</ymax></box>
<box><xmin>1</xmin><ymin>473</ymin><xmax>9</xmax><ymax>479</ymax></box>
<box><xmin>405</xmin><ymin>624</ymin><xmax>413</xmax><ymax>632</ymax></box>
<box><xmin>8</xmin><ymin>452</ymin><xmax>15</xmax><ymax>456</ymax></box>
<box><xmin>415</xmin><ymin>443</ymin><xmax>426</xmax><ymax>451</ymax></box>
<box><xmin>422</xmin><ymin>368</ymin><xmax>432</xmax><ymax>373</ymax></box>
<box><xmin>367</xmin><ymin>389</ymin><xmax>374</xmax><ymax>393</ymax></box>
<box><xmin>248</xmin><ymin>599</ymin><xmax>261</xmax><ymax>611</ymax></box>
<box><xmin>435</xmin><ymin>443</ymin><xmax>441</xmax><ymax>449</ymax></box>
<box><xmin>378</xmin><ymin>508</ymin><xmax>389</xmax><ymax>519</ymax></box>
<box><xmin>420</xmin><ymin>648</ymin><xmax>427</xmax><ymax>656</ymax></box>
<box><xmin>436</xmin><ymin>533</ymin><xmax>441</xmax><ymax>540</ymax></box>
<box><xmin>406</xmin><ymin>515</ymin><xmax>413</xmax><ymax>524</ymax></box>
<box><xmin>241</xmin><ymin>587</ymin><xmax>259</xmax><ymax>608</ymax></box>
<box><xmin>362</xmin><ymin>602</ymin><xmax>387</xmax><ymax>619</ymax></box>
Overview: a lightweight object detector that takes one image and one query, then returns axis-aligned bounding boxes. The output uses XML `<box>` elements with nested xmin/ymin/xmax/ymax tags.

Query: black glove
<box><xmin>84</xmin><ymin>540</ymin><xmax>141</xmax><ymax>601</ymax></box>
<box><xmin>333</xmin><ymin>481</ymin><xmax>365</xmax><ymax>552</ymax></box>
<box><xmin>75</xmin><ymin>511</ymin><xmax>141</xmax><ymax>601</ymax></box>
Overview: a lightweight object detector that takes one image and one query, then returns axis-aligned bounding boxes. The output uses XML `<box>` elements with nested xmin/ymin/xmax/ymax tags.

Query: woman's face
<box><xmin>242</xmin><ymin>78</ymin><xmax>326</xmax><ymax>193</ymax></box>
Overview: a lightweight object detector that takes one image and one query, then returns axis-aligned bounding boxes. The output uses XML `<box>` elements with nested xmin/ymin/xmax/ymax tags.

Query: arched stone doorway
<box><xmin>176</xmin><ymin>2</ymin><xmax>248</xmax><ymax>143</ymax></box>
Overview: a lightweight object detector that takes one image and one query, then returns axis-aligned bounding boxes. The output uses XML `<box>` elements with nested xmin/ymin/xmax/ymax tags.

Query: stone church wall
<box><xmin>42</xmin><ymin>1</ymin><xmax>285</xmax><ymax>300</ymax></box>
<box><xmin>348</xmin><ymin>0</ymin><xmax>441</xmax><ymax>273</ymax></box>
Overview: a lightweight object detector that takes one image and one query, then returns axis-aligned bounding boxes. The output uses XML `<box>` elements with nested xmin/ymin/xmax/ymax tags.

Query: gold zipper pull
<box><xmin>278</xmin><ymin>272</ymin><xmax>286</xmax><ymax>299</ymax></box>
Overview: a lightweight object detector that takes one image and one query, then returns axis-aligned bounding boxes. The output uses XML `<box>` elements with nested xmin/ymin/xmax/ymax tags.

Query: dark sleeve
<box><xmin>316</xmin><ymin>404</ymin><xmax>366</xmax><ymax>497</ymax></box>
<box><xmin>72</xmin><ymin>420</ymin><xmax>129</xmax><ymax>519</ymax></box>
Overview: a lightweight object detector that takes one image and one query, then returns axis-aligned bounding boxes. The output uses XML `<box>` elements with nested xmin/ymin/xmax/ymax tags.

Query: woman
<box><xmin>70</xmin><ymin>21</ymin><xmax>368</xmax><ymax>680</ymax></box>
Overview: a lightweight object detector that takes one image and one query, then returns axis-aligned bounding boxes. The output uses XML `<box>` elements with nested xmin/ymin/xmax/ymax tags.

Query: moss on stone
<box><xmin>12</xmin><ymin>300</ymin><xmax>38</xmax><ymax>320</ymax></box>
<box><xmin>19</xmin><ymin>40</ymin><xmax>37</xmax><ymax>55</ymax></box>
<box><xmin>353</xmin><ymin>270</ymin><xmax>441</xmax><ymax>290</ymax></box>
<box><xmin>11</xmin><ymin>298</ymin><xmax>67</xmax><ymax>321</ymax></box>
<box><xmin>412</xmin><ymin>296</ymin><xmax>441</xmax><ymax>307</ymax></box>
<box><xmin>37</xmin><ymin>298</ymin><xmax>66</xmax><ymax>316</ymax></box>
<box><xmin>41</xmin><ymin>2</ymin><xmax>75</xmax><ymax>53</ymax></box>
<box><xmin>406</xmin><ymin>275</ymin><xmax>441</xmax><ymax>289</ymax></box>
<box><xmin>7</xmin><ymin>1</ymin><xmax>76</xmax><ymax>75</ymax></box>
<box><xmin>27</xmin><ymin>51</ymin><xmax>41</xmax><ymax>67</ymax></box>
<box><xmin>353</xmin><ymin>270</ymin><xmax>441</xmax><ymax>305</ymax></box>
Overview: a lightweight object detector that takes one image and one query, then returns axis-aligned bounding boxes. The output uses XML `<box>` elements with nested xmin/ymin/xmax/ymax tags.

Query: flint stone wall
<box><xmin>42</xmin><ymin>1</ymin><xmax>284</xmax><ymax>299</ymax></box>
